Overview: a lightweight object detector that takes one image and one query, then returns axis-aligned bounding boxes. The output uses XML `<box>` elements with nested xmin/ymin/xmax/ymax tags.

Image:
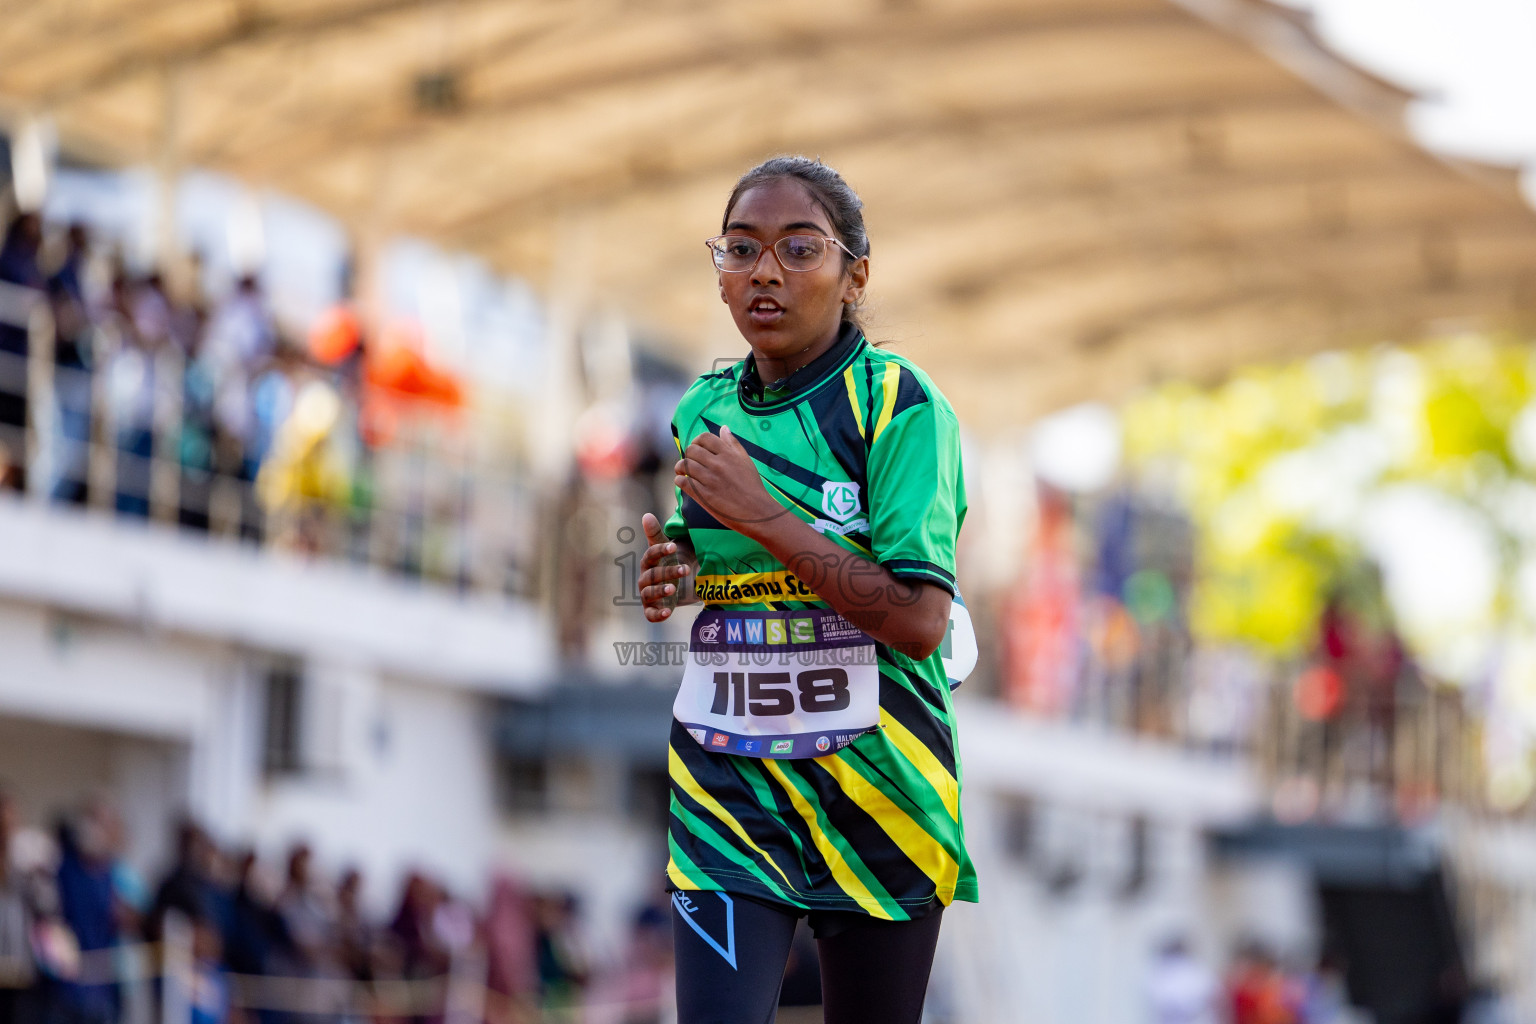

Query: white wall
<box><xmin>938</xmin><ymin>701</ymin><xmax>1278</xmax><ymax>1024</ymax></box>
<box><xmin>0</xmin><ymin>600</ymin><xmax>219</xmax><ymax>741</ymax></box>
<box><xmin>0</xmin><ymin>496</ymin><xmax>551</xmax><ymax>912</ymax></box>
<box><xmin>233</xmin><ymin>670</ymin><xmax>501</xmax><ymax>909</ymax></box>
<box><xmin>0</xmin><ymin>497</ymin><xmax>553</xmax><ymax>691</ymax></box>
<box><xmin>0</xmin><ymin>714</ymin><xmax>187</xmax><ymax>877</ymax></box>
<box><xmin>498</xmin><ymin>814</ymin><xmax>667</xmax><ymax>965</ymax></box>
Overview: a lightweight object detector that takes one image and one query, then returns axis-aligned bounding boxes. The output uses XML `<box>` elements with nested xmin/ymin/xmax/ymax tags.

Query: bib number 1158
<box><xmin>709</xmin><ymin>670</ymin><xmax>852</xmax><ymax>716</ymax></box>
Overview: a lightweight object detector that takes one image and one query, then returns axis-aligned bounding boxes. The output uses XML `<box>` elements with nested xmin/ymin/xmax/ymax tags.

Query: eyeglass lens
<box><xmin>711</xmin><ymin>235</ymin><xmax>829</xmax><ymax>272</ymax></box>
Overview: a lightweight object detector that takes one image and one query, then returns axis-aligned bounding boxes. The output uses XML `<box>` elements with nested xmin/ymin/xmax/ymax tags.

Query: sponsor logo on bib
<box><xmin>770</xmin><ymin>739</ymin><xmax>794</xmax><ymax>754</ymax></box>
<box><xmin>739</xmin><ymin>739</ymin><xmax>760</xmax><ymax>753</ymax></box>
<box><xmin>711</xmin><ymin>733</ymin><xmax>730</xmax><ymax>747</ymax></box>
<box><xmin>815</xmin><ymin>735</ymin><xmax>831</xmax><ymax>752</ymax></box>
<box><xmin>688</xmin><ymin>728</ymin><xmax>707</xmax><ymax>744</ymax></box>
<box><xmin>698</xmin><ymin>621</ymin><xmax>721</xmax><ymax>643</ymax></box>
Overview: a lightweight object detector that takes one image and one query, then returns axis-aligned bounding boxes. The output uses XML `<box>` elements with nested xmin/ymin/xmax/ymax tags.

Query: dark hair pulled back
<box><xmin>722</xmin><ymin>156</ymin><xmax>869</xmax><ymax>329</ymax></box>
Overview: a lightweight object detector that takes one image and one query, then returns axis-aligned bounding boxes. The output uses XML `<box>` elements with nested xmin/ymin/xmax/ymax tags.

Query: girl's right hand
<box><xmin>639</xmin><ymin>512</ymin><xmax>695</xmax><ymax>622</ymax></box>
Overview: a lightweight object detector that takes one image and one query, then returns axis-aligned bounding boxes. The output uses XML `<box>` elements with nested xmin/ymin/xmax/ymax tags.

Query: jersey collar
<box><xmin>738</xmin><ymin>321</ymin><xmax>865</xmax><ymax>413</ymax></box>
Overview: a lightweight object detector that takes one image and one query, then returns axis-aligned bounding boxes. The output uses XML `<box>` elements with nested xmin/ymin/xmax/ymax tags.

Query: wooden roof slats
<box><xmin>6</xmin><ymin>0</ymin><xmax>1536</xmax><ymax>428</ymax></box>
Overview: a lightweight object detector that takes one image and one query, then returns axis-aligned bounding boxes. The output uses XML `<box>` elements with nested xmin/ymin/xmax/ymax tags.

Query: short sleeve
<box><xmin>662</xmin><ymin>419</ymin><xmax>690</xmax><ymax>542</ymax></box>
<box><xmin>867</xmin><ymin>389</ymin><xmax>966</xmax><ymax>595</ymax></box>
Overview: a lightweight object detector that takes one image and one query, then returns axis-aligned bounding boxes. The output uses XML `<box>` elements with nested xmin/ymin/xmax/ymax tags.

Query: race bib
<box><xmin>942</xmin><ymin>593</ymin><xmax>979</xmax><ymax>691</ymax></box>
<box><xmin>674</xmin><ymin>607</ymin><xmax>879</xmax><ymax>759</ymax></box>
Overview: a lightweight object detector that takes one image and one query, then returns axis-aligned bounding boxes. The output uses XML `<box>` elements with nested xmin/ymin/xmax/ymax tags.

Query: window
<box><xmin>496</xmin><ymin>755</ymin><xmax>550</xmax><ymax>814</ymax></box>
<box><xmin>262</xmin><ymin>660</ymin><xmax>305</xmax><ymax>778</ymax></box>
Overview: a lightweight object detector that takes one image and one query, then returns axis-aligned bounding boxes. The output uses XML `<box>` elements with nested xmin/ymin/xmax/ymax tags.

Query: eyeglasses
<box><xmin>705</xmin><ymin>234</ymin><xmax>857</xmax><ymax>273</ymax></box>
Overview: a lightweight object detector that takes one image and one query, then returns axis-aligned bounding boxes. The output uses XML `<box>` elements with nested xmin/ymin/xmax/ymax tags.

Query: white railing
<box><xmin>0</xmin><ymin>293</ymin><xmax>541</xmax><ymax>599</ymax></box>
<box><xmin>54</xmin><ymin>910</ymin><xmax>670</xmax><ymax>1024</ymax></box>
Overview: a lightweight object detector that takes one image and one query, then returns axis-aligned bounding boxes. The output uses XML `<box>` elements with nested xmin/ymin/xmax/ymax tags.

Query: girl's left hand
<box><xmin>676</xmin><ymin>426</ymin><xmax>787</xmax><ymax>539</ymax></box>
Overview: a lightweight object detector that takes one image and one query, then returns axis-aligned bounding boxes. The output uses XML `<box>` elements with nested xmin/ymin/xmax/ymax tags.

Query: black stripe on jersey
<box><xmin>699</xmin><ymin>416</ymin><xmax>830</xmax><ymax>494</ymax></box>
<box><xmin>878</xmin><ymin>650</ymin><xmax>950</xmax><ymax>717</ymax></box>
<box><xmin>789</xmin><ymin>758</ymin><xmax>933</xmax><ymax>899</ymax></box>
<box><xmin>680</xmin><ymin>492</ymin><xmax>730</xmax><ymax>532</ymax></box>
<box><xmin>864</xmin><ymin>361</ymin><xmax>878</xmax><ymax>451</ymax></box>
<box><xmin>804</xmin><ymin>385</ymin><xmax>869</xmax><ymax>488</ymax></box>
<box><xmin>847</xmin><ymin>745</ymin><xmax>941</xmax><ymax>827</ymax></box>
<box><xmin>883</xmin><ymin>559</ymin><xmax>955</xmax><ymax>584</ymax></box>
<box><xmin>671</xmin><ymin>755</ymin><xmax>788</xmax><ymax>867</ymax></box>
<box><xmin>741</xmin><ymin>760</ymin><xmax>825</xmax><ymax>871</ymax></box>
<box><xmin>888</xmin><ymin>365</ymin><xmax>931</xmax><ymax>421</ymax></box>
<box><xmin>877</xmin><ymin>679</ymin><xmax>959</xmax><ymax>776</ymax></box>
<box><xmin>699</xmin><ymin>366</ymin><xmax>738</xmax><ymax>384</ymax></box>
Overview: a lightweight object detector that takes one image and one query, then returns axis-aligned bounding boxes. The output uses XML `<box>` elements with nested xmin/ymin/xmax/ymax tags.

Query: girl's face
<box><xmin>718</xmin><ymin>178</ymin><xmax>869</xmax><ymax>363</ymax></box>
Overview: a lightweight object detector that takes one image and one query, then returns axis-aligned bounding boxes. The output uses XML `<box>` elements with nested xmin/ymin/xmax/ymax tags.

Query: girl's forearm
<box><xmin>747</xmin><ymin>515</ymin><xmax>949</xmax><ymax>658</ymax></box>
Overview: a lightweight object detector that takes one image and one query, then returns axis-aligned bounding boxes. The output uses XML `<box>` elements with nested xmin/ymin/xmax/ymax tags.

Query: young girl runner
<box><xmin>638</xmin><ymin>156</ymin><xmax>976</xmax><ymax>1024</ymax></box>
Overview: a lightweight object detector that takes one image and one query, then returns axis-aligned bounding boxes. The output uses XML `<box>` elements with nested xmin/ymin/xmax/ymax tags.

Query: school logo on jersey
<box><xmin>821</xmin><ymin>481</ymin><xmax>861</xmax><ymax>522</ymax></box>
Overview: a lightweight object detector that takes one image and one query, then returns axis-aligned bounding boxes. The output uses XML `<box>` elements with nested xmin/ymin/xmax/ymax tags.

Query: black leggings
<box><xmin>672</xmin><ymin>891</ymin><xmax>942</xmax><ymax>1024</ymax></box>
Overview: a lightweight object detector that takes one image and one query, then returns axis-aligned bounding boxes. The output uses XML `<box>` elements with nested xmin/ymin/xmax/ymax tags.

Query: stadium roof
<box><xmin>5</xmin><ymin>0</ymin><xmax>1536</xmax><ymax>428</ymax></box>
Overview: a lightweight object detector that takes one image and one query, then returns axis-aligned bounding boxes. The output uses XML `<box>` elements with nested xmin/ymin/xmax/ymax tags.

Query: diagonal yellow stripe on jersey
<box><xmin>667</xmin><ymin>829</ymin><xmax>714</xmax><ymax>891</ymax></box>
<box><xmin>843</xmin><ymin>366</ymin><xmax>866</xmax><ymax>441</ymax></box>
<box><xmin>871</xmin><ymin>362</ymin><xmax>902</xmax><ymax>444</ymax></box>
<box><xmin>815</xmin><ymin>755</ymin><xmax>959</xmax><ymax>891</ymax></box>
<box><xmin>762</xmin><ymin>760</ymin><xmax>895</xmax><ymax>920</ymax></box>
<box><xmin>761</xmin><ymin>479</ymin><xmax>872</xmax><ymax>556</ymax></box>
<box><xmin>879</xmin><ymin>708</ymin><xmax>960</xmax><ymax>821</ymax></box>
<box><xmin>670</xmin><ymin>748</ymin><xmax>796</xmax><ymax>892</ymax></box>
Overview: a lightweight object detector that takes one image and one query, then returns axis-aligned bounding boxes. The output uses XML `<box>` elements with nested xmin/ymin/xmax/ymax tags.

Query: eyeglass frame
<box><xmin>704</xmin><ymin>233</ymin><xmax>860</xmax><ymax>274</ymax></box>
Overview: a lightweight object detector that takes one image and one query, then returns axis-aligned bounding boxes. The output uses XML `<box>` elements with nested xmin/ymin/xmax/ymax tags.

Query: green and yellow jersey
<box><xmin>663</xmin><ymin>322</ymin><xmax>978</xmax><ymax>918</ymax></box>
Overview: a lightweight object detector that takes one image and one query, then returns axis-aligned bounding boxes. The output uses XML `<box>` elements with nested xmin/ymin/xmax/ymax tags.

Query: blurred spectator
<box><xmin>0</xmin><ymin>790</ymin><xmax>37</xmax><ymax>1024</ymax></box>
<box><xmin>0</xmin><ymin>206</ymin><xmax>541</xmax><ymax>599</ymax></box>
<box><xmin>333</xmin><ymin>866</ymin><xmax>392</xmax><ymax>992</ymax></box>
<box><xmin>1229</xmin><ymin>941</ymin><xmax>1299</xmax><ymax>1024</ymax></box>
<box><xmin>589</xmin><ymin>902</ymin><xmax>672</xmax><ymax>1024</ymax></box>
<box><xmin>1294</xmin><ymin>952</ymin><xmax>1351</xmax><ymax>1024</ymax></box>
<box><xmin>149</xmin><ymin>820</ymin><xmax>222</xmax><ymax>942</ymax></box>
<box><xmin>104</xmin><ymin>274</ymin><xmax>158</xmax><ymax>518</ymax></box>
<box><xmin>203</xmin><ymin>275</ymin><xmax>274</xmax><ymax>480</ymax></box>
<box><xmin>1147</xmin><ymin>936</ymin><xmax>1220</xmax><ymax>1024</ymax></box>
<box><xmin>3</xmin><ymin>797</ymin><xmax>678</xmax><ymax>1023</ymax></box>
<box><xmin>224</xmin><ymin>849</ymin><xmax>292</xmax><ymax>980</ymax></box>
<box><xmin>47</xmin><ymin>224</ymin><xmax>93</xmax><ymax>505</ymax></box>
<box><xmin>534</xmin><ymin>891</ymin><xmax>589</xmax><ymax>1018</ymax></box>
<box><xmin>55</xmin><ymin>803</ymin><xmax>122</xmax><ymax>1024</ymax></box>
<box><xmin>389</xmin><ymin>871</ymin><xmax>450</xmax><ymax>1022</ymax></box>
<box><xmin>0</xmin><ymin>213</ymin><xmax>44</xmax><ymax>490</ymax></box>
<box><xmin>189</xmin><ymin>915</ymin><xmax>230</xmax><ymax>1024</ymax></box>
<box><xmin>276</xmin><ymin>843</ymin><xmax>330</xmax><ymax>971</ymax></box>
<box><xmin>203</xmin><ymin>275</ymin><xmax>276</xmax><ymax>387</ymax></box>
<box><xmin>483</xmin><ymin>875</ymin><xmax>536</xmax><ymax>1013</ymax></box>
